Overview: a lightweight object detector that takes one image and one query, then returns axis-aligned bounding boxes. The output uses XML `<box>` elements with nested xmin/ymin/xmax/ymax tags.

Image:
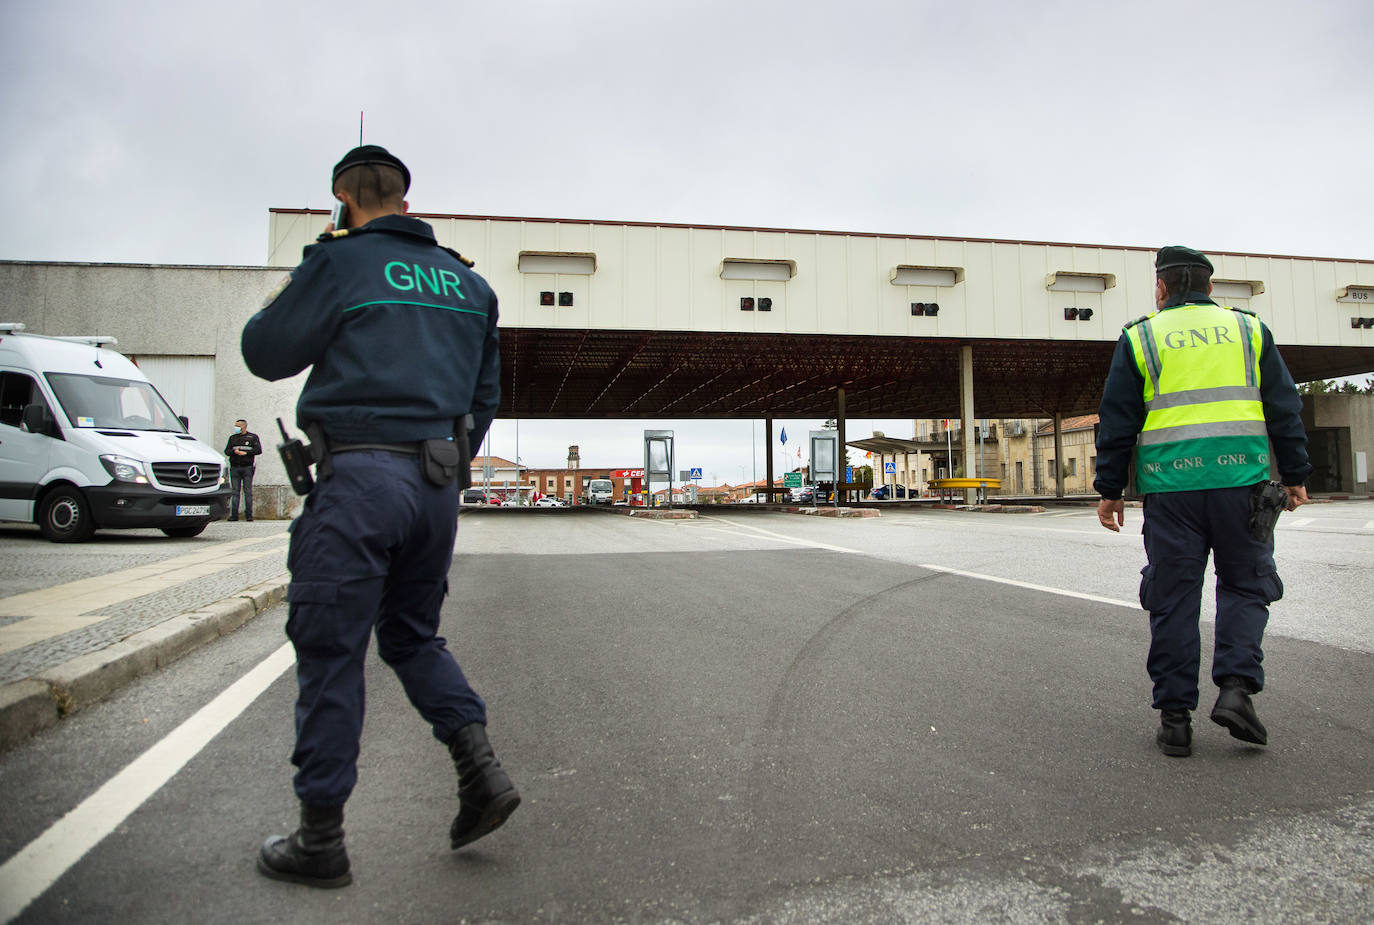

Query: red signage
<box><xmin>611</xmin><ymin>469</ymin><xmax>645</xmax><ymax>478</ymax></box>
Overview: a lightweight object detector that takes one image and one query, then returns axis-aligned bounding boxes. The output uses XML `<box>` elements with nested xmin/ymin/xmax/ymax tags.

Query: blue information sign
<box><xmin>884</xmin><ymin>462</ymin><xmax>896</xmax><ymax>474</ymax></box>
<box><xmin>690</xmin><ymin>467</ymin><xmax>703</xmax><ymax>479</ymax></box>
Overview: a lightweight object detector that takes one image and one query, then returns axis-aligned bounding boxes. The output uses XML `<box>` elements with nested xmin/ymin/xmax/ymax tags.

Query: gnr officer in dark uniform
<box><xmin>1094</xmin><ymin>245</ymin><xmax>1310</xmax><ymax>758</ymax></box>
<box><xmin>242</xmin><ymin>145</ymin><xmax>517</xmax><ymax>887</ymax></box>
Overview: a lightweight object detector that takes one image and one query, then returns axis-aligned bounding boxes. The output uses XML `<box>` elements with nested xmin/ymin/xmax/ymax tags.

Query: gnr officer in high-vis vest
<box><xmin>1094</xmin><ymin>245</ymin><xmax>1310</xmax><ymax>758</ymax></box>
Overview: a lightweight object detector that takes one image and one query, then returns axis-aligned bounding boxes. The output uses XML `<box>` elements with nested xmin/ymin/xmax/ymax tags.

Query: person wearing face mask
<box><xmin>223</xmin><ymin>418</ymin><xmax>262</xmax><ymax>521</ymax></box>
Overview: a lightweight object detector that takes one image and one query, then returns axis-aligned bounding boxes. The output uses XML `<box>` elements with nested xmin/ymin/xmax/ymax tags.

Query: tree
<box><xmin>1299</xmin><ymin>377</ymin><xmax>1374</xmax><ymax>394</ymax></box>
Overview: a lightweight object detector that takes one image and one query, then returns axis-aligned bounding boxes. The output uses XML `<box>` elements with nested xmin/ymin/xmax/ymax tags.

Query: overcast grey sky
<box><xmin>3</xmin><ymin>1</ymin><xmax>1370</xmax><ymax>480</ymax></box>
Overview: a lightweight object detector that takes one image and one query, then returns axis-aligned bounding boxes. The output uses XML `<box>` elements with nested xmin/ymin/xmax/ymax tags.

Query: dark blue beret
<box><xmin>331</xmin><ymin>145</ymin><xmax>410</xmax><ymax>193</ymax></box>
<box><xmin>1155</xmin><ymin>245</ymin><xmax>1213</xmax><ymax>273</ymax></box>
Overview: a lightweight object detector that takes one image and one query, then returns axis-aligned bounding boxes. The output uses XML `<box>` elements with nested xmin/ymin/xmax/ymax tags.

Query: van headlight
<box><xmin>100</xmin><ymin>454</ymin><xmax>149</xmax><ymax>484</ymax></box>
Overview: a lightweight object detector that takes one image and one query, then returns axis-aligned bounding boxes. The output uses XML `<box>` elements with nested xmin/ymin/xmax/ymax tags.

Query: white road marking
<box><xmin>0</xmin><ymin>642</ymin><xmax>296</xmax><ymax>923</ymax></box>
<box><xmin>693</xmin><ymin>515</ymin><xmax>865</xmax><ymax>554</ymax></box>
<box><xmin>700</xmin><ymin>516</ymin><xmax>1141</xmax><ymax>611</ymax></box>
<box><xmin>916</xmin><ymin>563</ymin><xmax>1140</xmax><ymax>610</ymax></box>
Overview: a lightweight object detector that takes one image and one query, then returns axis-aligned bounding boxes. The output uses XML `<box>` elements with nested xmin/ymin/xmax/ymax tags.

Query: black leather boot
<box><xmin>1157</xmin><ymin>709</ymin><xmax>1192</xmax><ymax>757</ymax></box>
<box><xmin>257</xmin><ymin>803</ymin><xmax>352</xmax><ymax>888</ymax></box>
<box><xmin>1211</xmin><ymin>676</ymin><xmax>1267</xmax><ymax>745</ymax></box>
<box><xmin>448</xmin><ymin>722</ymin><xmax>521</xmax><ymax>849</ymax></box>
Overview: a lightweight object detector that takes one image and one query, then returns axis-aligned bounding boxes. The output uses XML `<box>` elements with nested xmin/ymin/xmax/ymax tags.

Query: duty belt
<box><xmin>328</xmin><ymin>440</ymin><xmax>421</xmax><ymax>456</ymax></box>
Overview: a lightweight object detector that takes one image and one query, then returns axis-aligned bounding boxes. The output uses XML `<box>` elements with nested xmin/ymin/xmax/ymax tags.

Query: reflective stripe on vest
<box><xmin>1123</xmin><ymin>303</ymin><xmax>1270</xmax><ymax>493</ymax></box>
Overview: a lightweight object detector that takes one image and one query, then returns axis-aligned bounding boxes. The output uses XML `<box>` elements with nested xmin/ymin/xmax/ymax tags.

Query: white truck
<box><xmin>0</xmin><ymin>324</ymin><xmax>231</xmax><ymax>541</ymax></box>
<box><xmin>587</xmin><ymin>478</ymin><xmax>614</xmax><ymax>505</ymax></box>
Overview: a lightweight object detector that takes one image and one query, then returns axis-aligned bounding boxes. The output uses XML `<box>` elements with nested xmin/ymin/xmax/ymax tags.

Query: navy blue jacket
<box><xmin>242</xmin><ymin>215</ymin><xmax>500</xmax><ymax>449</ymax></box>
<box><xmin>1093</xmin><ymin>294</ymin><xmax>1312</xmax><ymax>499</ymax></box>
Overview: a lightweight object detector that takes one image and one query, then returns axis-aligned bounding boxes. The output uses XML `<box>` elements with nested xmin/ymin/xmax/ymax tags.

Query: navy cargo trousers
<box><xmin>1138</xmin><ymin>484</ymin><xmax>1285</xmax><ymax>712</ymax></box>
<box><xmin>284</xmin><ymin>450</ymin><xmax>487</xmax><ymax>807</ymax></box>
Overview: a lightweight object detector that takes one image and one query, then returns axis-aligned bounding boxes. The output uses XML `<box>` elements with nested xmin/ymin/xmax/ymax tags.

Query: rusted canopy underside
<box><xmin>500</xmin><ymin>328</ymin><xmax>1373</xmax><ymax>420</ymax></box>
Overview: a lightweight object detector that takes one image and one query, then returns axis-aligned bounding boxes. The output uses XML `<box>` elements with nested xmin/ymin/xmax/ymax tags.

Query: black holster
<box><xmin>1247</xmin><ymin>479</ymin><xmax>1287</xmax><ymax>542</ymax></box>
<box><xmin>420</xmin><ymin>415</ymin><xmax>473</xmax><ymax>489</ymax></box>
<box><xmin>304</xmin><ymin>421</ymin><xmax>333</xmax><ymax>481</ymax></box>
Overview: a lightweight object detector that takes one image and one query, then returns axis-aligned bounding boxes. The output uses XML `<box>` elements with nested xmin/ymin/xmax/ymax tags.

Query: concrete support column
<box><xmin>836</xmin><ymin>386</ymin><xmax>847</xmax><ymax>503</ymax></box>
<box><xmin>765</xmin><ymin>417</ymin><xmax>774</xmax><ymax>501</ymax></box>
<box><xmin>1053</xmin><ymin>411</ymin><xmax>1065</xmax><ymax>498</ymax></box>
<box><xmin>960</xmin><ymin>345</ymin><xmax>976</xmax><ymax>504</ymax></box>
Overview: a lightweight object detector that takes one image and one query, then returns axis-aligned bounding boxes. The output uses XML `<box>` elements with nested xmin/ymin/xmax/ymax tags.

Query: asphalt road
<box><xmin>1</xmin><ymin>504</ymin><xmax>1371</xmax><ymax>923</ymax></box>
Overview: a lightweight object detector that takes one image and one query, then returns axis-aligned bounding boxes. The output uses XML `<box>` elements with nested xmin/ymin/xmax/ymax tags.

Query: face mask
<box><xmin>234</xmin><ymin>426</ymin><xmax>243</xmax><ymax>434</ymax></box>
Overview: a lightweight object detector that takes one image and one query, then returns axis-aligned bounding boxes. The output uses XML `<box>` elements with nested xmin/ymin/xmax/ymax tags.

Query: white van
<box><xmin>0</xmin><ymin>324</ymin><xmax>231</xmax><ymax>542</ymax></box>
<box><xmin>587</xmin><ymin>478</ymin><xmax>614</xmax><ymax>505</ymax></box>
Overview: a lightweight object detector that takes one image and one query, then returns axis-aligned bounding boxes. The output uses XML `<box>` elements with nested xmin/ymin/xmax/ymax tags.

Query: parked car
<box><xmin>790</xmin><ymin>486</ymin><xmax>816</xmax><ymax>503</ymax></box>
<box><xmin>534</xmin><ymin>496</ymin><xmax>565</xmax><ymax>507</ymax></box>
<box><xmin>869</xmin><ymin>484</ymin><xmax>908</xmax><ymax>500</ymax></box>
<box><xmin>461</xmin><ymin>489</ymin><xmax>487</xmax><ymax>505</ymax></box>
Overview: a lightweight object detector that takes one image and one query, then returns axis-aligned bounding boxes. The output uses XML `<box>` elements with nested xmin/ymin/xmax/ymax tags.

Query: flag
<box><xmin>780</xmin><ymin>427</ymin><xmax>788</xmax><ymax>445</ymax></box>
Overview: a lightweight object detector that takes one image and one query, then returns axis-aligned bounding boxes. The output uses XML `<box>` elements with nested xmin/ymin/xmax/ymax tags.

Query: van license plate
<box><xmin>176</xmin><ymin>505</ymin><xmax>210</xmax><ymax>517</ymax></box>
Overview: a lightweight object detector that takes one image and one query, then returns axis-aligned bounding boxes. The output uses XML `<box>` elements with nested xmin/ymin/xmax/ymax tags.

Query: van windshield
<box><xmin>45</xmin><ymin>373</ymin><xmax>187</xmax><ymax>433</ymax></box>
<box><xmin>589</xmin><ymin>480</ymin><xmax>612</xmax><ymax>491</ymax></box>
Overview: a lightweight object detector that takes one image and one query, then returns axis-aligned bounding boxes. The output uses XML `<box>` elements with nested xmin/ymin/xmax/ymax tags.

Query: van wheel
<box><xmin>39</xmin><ymin>487</ymin><xmax>96</xmax><ymax>543</ymax></box>
<box><xmin>161</xmin><ymin>524</ymin><xmax>208</xmax><ymax>538</ymax></box>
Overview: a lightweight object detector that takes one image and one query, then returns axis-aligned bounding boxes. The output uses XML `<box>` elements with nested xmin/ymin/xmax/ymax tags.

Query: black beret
<box><xmin>1155</xmin><ymin>245</ymin><xmax>1213</xmax><ymax>273</ymax></box>
<box><xmin>331</xmin><ymin>145</ymin><xmax>411</xmax><ymax>193</ymax></box>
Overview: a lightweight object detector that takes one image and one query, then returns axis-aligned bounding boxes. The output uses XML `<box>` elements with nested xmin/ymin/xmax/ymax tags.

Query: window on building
<box><xmin>1066</xmin><ymin>458</ymin><xmax>1077</xmax><ymax>477</ymax></box>
<box><xmin>1048</xmin><ymin>458</ymin><xmax>1057</xmax><ymax>480</ymax></box>
<box><xmin>1090</xmin><ymin>456</ymin><xmax>1097</xmax><ymax>475</ymax></box>
<box><xmin>546</xmin><ymin>477</ymin><xmax>555</xmax><ymax>489</ymax></box>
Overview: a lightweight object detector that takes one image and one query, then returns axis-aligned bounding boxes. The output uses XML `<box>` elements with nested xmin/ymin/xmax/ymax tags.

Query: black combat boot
<box><xmin>257</xmin><ymin>803</ymin><xmax>352</xmax><ymax>888</ymax></box>
<box><xmin>1157</xmin><ymin>709</ymin><xmax>1192</xmax><ymax>757</ymax></box>
<box><xmin>1211</xmin><ymin>676</ymin><xmax>1268</xmax><ymax>745</ymax></box>
<box><xmin>448</xmin><ymin>722</ymin><xmax>521</xmax><ymax>849</ymax></box>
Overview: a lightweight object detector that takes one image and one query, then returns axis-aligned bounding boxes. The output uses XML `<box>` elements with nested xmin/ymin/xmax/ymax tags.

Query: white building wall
<box><xmin>0</xmin><ymin>261</ymin><xmax>306</xmax><ymax>502</ymax></box>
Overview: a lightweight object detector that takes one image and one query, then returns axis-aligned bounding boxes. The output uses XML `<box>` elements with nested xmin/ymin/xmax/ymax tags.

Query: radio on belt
<box><xmin>277</xmin><ymin>417</ymin><xmax>315</xmax><ymax>496</ymax></box>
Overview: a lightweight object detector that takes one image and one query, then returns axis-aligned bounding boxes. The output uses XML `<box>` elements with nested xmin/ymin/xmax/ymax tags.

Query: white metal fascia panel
<box><xmin>622</xmin><ymin>227</ymin><xmax>657</xmax><ymax>330</ymax></box>
<box><xmin>657</xmin><ymin>227</ymin><xmax>693</xmax><ymax>331</ymax></box>
<box><xmin>590</xmin><ymin>224</ymin><xmax>625</xmax><ymax>328</ymax></box>
<box><xmin>693</xmin><ymin>229</ymin><xmax>725</xmax><ymax>332</ymax></box>
<box><xmin>848</xmin><ymin>237</ymin><xmax>883</xmax><ymax>336</ymax></box>
<box><xmin>265</xmin><ymin>212</ymin><xmax>1374</xmax><ymax>347</ymax></box>
<box><xmin>992</xmin><ymin>245</ymin><xmax>1025</xmax><ymax>339</ymax></box>
<box><xmin>815</xmin><ymin>235</ymin><xmax>848</xmax><ymax>335</ymax></box>
<box><xmin>964</xmin><ymin>243</ymin><xmax>998</xmax><ymax>336</ymax></box>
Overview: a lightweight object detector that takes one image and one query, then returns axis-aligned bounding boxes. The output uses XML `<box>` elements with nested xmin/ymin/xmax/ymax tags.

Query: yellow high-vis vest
<box><xmin>1123</xmin><ymin>302</ymin><xmax>1270</xmax><ymax>493</ymax></box>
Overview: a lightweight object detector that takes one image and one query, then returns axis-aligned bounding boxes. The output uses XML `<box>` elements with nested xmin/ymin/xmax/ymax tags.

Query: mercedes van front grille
<box><xmin>151</xmin><ymin>462</ymin><xmax>222</xmax><ymax>489</ymax></box>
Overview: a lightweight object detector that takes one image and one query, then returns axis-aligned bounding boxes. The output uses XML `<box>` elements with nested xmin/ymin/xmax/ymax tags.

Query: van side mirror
<box><xmin>178</xmin><ymin>415</ymin><xmax>189</xmax><ymax>429</ymax></box>
<box><xmin>22</xmin><ymin>403</ymin><xmax>60</xmax><ymax>439</ymax></box>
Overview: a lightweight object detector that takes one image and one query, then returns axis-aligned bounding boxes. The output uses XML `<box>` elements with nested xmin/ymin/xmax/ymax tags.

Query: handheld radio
<box><xmin>277</xmin><ymin>418</ymin><xmax>315</xmax><ymax>496</ymax></box>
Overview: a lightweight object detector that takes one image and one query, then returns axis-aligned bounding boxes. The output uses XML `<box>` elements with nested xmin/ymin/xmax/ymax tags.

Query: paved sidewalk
<box><xmin>0</xmin><ymin>524</ymin><xmax>292</xmax><ymax>752</ymax></box>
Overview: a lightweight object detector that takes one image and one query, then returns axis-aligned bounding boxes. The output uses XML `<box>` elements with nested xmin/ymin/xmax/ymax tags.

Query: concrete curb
<box><xmin>0</xmin><ymin>574</ymin><xmax>289</xmax><ymax>755</ymax></box>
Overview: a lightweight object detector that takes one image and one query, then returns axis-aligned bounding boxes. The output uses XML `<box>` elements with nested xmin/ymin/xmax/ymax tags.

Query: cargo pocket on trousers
<box><xmin>285</xmin><ymin>581</ymin><xmax>339</xmax><ymax>644</ymax></box>
<box><xmin>1138</xmin><ymin>564</ymin><xmax>1156</xmax><ymax>611</ymax></box>
<box><xmin>1256</xmin><ymin>560</ymin><xmax>1284</xmax><ymax>604</ymax></box>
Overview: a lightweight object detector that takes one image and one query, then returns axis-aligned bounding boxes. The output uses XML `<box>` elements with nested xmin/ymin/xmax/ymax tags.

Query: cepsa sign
<box><xmin>611</xmin><ymin>469</ymin><xmax>644</xmax><ymax>478</ymax></box>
